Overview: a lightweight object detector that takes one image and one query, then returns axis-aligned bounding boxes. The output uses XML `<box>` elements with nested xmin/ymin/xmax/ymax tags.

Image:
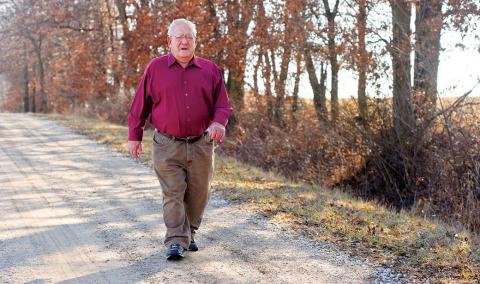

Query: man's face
<box><xmin>168</xmin><ymin>24</ymin><xmax>197</xmax><ymax>63</ymax></box>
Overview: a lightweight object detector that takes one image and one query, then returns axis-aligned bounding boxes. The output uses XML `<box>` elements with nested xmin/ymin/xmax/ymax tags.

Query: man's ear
<box><xmin>167</xmin><ymin>36</ymin><xmax>172</xmax><ymax>48</ymax></box>
<box><xmin>192</xmin><ymin>37</ymin><xmax>197</xmax><ymax>49</ymax></box>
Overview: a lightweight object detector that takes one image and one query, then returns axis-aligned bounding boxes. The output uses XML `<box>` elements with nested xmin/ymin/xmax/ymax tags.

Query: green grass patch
<box><xmin>36</xmin><ymin>113</ymin><xmax>479</xmax><ymax>282</ymax></box>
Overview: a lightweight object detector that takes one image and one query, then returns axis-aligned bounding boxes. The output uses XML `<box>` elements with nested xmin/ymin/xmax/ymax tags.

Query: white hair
<box><xmin>167</xmin><ymin>18</ymin><xmax>197</xmax><ymax>37</ymax></box>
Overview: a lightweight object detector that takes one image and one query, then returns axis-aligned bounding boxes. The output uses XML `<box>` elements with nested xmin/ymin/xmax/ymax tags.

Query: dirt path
<box><xmin>0</xmin><ymin>113</ymin><xmax>382</xmax><ymax>283</ymax></box>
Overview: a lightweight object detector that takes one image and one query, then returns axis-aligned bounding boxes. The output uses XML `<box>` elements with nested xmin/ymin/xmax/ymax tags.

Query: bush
<box><xmin>221</xmin><ymin>95</ymin><xmax>480</xmax><ymax>234</ymax></box>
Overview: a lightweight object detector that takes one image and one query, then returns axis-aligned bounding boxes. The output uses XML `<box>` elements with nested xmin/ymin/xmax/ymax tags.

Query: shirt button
<box><xmin>185</xmin><ymin>93</ymin><xmax>188</xmax><ymax>96</ymax></box>
<box><xmin>186</xmin><ymin>106</ymin><xmax>190</xmax><ymax>109</ymax></box>
<box><xmin>184</xmin><ymin>81</ymin><xmax>187</xmax><ymax>84</ymax></box>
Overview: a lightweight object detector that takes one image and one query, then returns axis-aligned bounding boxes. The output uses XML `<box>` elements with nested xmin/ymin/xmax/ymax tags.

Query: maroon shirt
<box><xmin>128</xmin><ymin>54</ymin><xmax>233</xmax><ymax>141</ymax></box>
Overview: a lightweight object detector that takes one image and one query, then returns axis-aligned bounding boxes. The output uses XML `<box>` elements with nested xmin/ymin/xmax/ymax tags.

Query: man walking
<box><xmin>127</xmin><ymin>18</ymin><xmax>233</xmax><ymax>260</ymax></box>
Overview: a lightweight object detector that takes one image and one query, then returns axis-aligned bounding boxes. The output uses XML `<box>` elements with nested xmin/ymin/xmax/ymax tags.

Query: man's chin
<box><xmin>177</xmin><ymin>53</ymin><xmax>194</xmax><ymax>60</ymax></box>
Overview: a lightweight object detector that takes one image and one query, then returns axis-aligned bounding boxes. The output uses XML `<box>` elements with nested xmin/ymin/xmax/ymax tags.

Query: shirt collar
<box><xmin>167</xmin><ymin>53</ymin><xmax>202</xmax><ymax>69</ymax></box>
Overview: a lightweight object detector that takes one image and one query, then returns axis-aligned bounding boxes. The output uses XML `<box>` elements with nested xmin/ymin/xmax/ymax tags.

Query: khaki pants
<box><xmin>152</xmin><ymin>130</ymin><xmax>214</xmax><ymax>249</ymax></box>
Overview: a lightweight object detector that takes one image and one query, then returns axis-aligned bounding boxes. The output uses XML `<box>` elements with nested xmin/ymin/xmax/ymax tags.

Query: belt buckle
<box><xmin>185</xmin><ymin>135</ymin><xmax>196</xmax><ymax>143</ymax></box>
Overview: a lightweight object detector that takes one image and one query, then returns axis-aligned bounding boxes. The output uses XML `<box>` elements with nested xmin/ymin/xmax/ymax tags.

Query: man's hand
<box><xmin>128</xmin><ymin>140</ymin><xmax>143</xmax><ymax>158</ymax></box>
<box><xmin>207</xmin><ymin>122</ymin><xmax>225</xmax><ymax>142</ymax></box>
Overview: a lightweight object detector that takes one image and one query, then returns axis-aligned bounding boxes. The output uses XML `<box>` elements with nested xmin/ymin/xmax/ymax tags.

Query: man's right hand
<box><xmin>128</xmin><ymin>141</ymin><xmax>142</xmax><ymax>158</ymax></box>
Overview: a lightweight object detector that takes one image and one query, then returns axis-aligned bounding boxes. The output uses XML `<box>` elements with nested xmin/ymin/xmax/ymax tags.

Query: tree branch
<box><xmin>54</xmin><ymin>24</ymin><xmax>95</xmax><ymax>32</ymax></box>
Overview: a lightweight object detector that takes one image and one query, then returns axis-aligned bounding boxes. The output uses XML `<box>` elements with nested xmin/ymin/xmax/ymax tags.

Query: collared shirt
<box><xmin>128</xmin><ymin>54</ymin><xmax>233</xmax><ymax>140</ymax></box>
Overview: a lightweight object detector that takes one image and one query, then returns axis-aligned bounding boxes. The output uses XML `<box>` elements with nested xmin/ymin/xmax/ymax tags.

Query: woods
<box><xmin>1</xmin><ymin>0</ymin><xmax>479</xmax><ymax>233</ymax></box>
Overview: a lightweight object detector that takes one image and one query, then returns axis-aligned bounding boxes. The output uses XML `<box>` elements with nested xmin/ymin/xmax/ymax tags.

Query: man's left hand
<box><xmin>207</xmin><ymin>122</ymin><xmax>225</xmax><ymax>142</ymax></box>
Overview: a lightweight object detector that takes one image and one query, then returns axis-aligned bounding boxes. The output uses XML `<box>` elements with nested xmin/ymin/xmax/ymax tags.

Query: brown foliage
<box><xmin>221</xmin><ymin>94</ymin><xmax>366</xmax><ymax>187</ymax></box>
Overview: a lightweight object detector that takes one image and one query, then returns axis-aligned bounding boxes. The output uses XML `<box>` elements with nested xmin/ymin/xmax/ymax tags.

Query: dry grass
<box><xmin>214</xmin><ymin>157</ymin><xmax>479</xmax><ymax>282</ymax></box>
<box><xmin>36</xmin><ymin>113</ymin><xmax>479</xmax><ymax>282</ymax></box>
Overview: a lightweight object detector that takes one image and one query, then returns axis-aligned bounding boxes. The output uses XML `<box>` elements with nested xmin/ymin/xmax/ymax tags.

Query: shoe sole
<box><xmin>188</xmin><ymin>244</ymin><xmax>198</xmax><ymax>251</ymax></box>
<box><xmin>166</xmin><ymin>253</ymin><xmax>184</xmax><ymax>261</ymax></box>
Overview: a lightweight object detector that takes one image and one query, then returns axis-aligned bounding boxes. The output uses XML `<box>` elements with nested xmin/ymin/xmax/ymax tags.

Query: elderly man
<box><xmin>127</xmin><ymin>18</ymin><xmax>233</xmax><ymax>260</ymax></box>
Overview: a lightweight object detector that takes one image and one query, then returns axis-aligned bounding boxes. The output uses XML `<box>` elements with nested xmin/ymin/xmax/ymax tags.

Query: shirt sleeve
<box><xmin>128</xmin><ymin>63</ymin><xmax>154</xmax><ymax>141</ymax></box>
<box><xmin>212</xmin><ymin>66</ymin><xmax>233</xmax><ymax>127</ymax></box>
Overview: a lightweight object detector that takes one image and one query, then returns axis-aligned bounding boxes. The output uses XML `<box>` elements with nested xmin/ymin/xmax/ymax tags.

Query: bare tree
<box><xmin>305</xmin><ymin>48</ymin><xmax>328</xmax><ymax>124</ymax></box>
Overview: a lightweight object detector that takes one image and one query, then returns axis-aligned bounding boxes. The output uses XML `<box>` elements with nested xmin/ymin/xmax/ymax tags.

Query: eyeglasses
<box><xmin>173</xmin><ymin>34</ymin><xmax>195</xmax><ymax>40</ymax></box>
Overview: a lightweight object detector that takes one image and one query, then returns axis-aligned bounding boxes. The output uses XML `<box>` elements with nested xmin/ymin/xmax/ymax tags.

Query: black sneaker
<box><xmin>166</xmin><ymin>243</ymin><xmax>185</xmax><ymax>260</ymax></box>
<box><xmin>188</xmin><ymin>239</ymin><xmax>198</xmax><ymax>251</ymax></box>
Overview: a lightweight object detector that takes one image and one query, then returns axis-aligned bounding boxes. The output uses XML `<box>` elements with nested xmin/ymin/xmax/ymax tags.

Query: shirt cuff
<box><xmin>213</xmin><ymin>114</ymin><xmax>229</xmax><ymax>127</ymax></box>
<box><xmin>128</xmin><ymin>128</ymin><xmax>144</xmax><ymax>141</ymax></box>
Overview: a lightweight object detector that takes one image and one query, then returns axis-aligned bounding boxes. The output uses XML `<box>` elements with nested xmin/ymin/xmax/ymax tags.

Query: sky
<box><xmin>437</xmin><ymin>30</ymin><xmax>480</xmax><ymax>97</ymax></box>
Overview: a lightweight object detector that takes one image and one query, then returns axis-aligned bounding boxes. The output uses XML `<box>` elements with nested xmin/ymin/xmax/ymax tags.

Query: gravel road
<box><xmin>0</xmin><ymin>113</ymin><xmax>396</xmax><ymax>283</ymax></box>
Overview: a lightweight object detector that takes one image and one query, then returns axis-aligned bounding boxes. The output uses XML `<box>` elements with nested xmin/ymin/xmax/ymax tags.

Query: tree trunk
<box><xmin>31</xmin><ymin>63</ymin><xmax>36</xmax><ymax>113</ymax></box>
<box><xmin>263</xmin><ymin>52</ymin><xmax>275</xmax><ymax>121</ymax></box>
<box><xmin>114</xmin><ymin>0</ymin><xmax>128</xmax><ymax>39</ymax></box>
<box><xmin>36</xmin><ymin>52</ymin><xmax>47</xmax><ymax>112</ymax></box>
<box><xmin>114</xmin><ymin>0</ymin><xmax>133</xmax><ymax>87</ymax></box>
<box><xmin>253</xmin><ymin>51</ymin><xmax>262</xmax><ymax>97</ymax></box>
<box><xmin>291</xmin><ymin>53</ymin><xmax>302</xmax><ymax>116</ymax></box>
<box><xmin>323</xmin><ymin>0</ymin><xmax>340</xmax><ymax>125</ymax></box>
<box><xmin>391</xmin><ymin>0</ymin><xmax>414</xmax><ymax>142</ymax></box>
<box><xmin>357</xmin><ymin>0</ymin><xmax>368</xmax><ymax>125</ymax></box>
<box><xmin>328</xmin><ymin>30</ymin><xmax>339</xmax><ymax>125</ymax></box>
<box><xmin>38</xmin><ymin>62</ymin><xmax>47</xmax><ymax>112</ymax></box>
<box><xmin>226</xmin><ymin>70</ymin><xmax>245</xmax><ymax>110</ymax></box>
<box><xmin>104</xmin><ymin>0</ymin><xmax>121</xmax><ymax>94</ymax></box>
<box><xmin>226</xmin><ymin>56</ymin><xmax>246</xmax><ymax>133</ymax></box>
<box><xmin>305</xmin><ymin>49</ymin><xmax>328</xmax><ymax>124</ymax></box>
<box><xmin>105</xmin><ymin>0</ymin><xmax>116</xmax><ymax>53</ymax></box>
<box><xmin>274</xmin><ymin>44</ymin><xmax>291</xmax><ymax>127</ymax></box>
<box><xmin>273</xmin><ymin>0</ymin><xmax>297</xmax><ymax>127</ymax></box>
<box><xmin>30</xmin><ymin>38</ymin><xmax>47</xmax><ymax>113</ymax></box>
<box><xmin>23</xmin><ymin>51</ymin><xmax>30</xmax><ymax>112</ymax></box>
<box><xmin>414</xmin><ymin>0</ymin><xmax>442</xmax><ymax>121</ymax></box>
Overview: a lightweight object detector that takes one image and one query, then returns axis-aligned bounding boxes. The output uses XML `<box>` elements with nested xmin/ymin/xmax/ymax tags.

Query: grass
<box><xmin>36</xmin><ymin>113</ymin><xmax>479</xmax><ymax>282</ymax></box>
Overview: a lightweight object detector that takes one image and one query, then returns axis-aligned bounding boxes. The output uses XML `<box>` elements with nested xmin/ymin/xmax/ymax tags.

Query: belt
<box><xmin>156</xmin><ymin>129</ymin><xmax>206</xmax><ymax>144</ymax></box>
